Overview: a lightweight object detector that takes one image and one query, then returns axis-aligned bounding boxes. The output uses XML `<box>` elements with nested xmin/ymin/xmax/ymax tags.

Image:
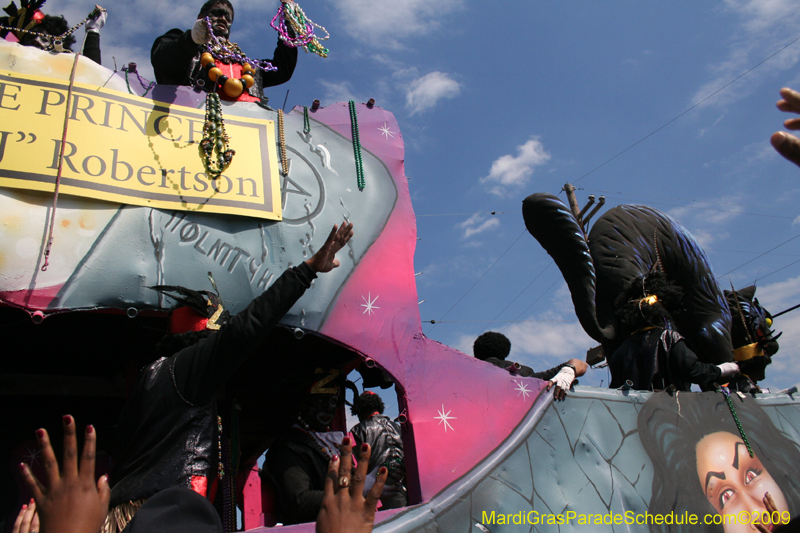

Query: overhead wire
<box><xmin>572</xmin><ymin>33</ymin><xmax>800</xmax><ymax>186</ymax></box>
<box><xmin>425</xmin><ymin>229</ymin><xmax>527</xmax><ymax>333</ymax></box>
<box><xmin>424</xmin><ymin>33</ymin><xmax>800</xmax><ymax>342</ymax></box>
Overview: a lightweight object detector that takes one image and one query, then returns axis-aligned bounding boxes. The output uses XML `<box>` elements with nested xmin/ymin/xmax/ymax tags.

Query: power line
<box><xmin>572</xmin><ymin>33</ymin><xmax>800</xmax><ymax>186</ymax></box>
<box><xmin>425</xmin><ymin>229</ymin><xmax>527</xmax><ymax>333</ymax></box>
<box><xmin>457</xmin><ymin>263</ymin><xmax>552</xmax><ymax>352</ymax></box>
<box><xmin>720</xmin><ymin>231</ymin><xmax>800</xmax><ymax>277</ymax></box>
<box><xmin>417</xmin><ymin>211</ymin><xmax>508</xmax><ymax>217</ymax></box>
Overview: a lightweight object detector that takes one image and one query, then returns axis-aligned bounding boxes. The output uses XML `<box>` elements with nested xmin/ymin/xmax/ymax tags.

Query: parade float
<box><xmin>1</xmin><ymin>19</ymin><xmax>800</xmax><ymax>533</ymax></box>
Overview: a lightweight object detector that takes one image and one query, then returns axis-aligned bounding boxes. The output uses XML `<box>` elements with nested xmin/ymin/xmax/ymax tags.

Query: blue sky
<box><xmin>53</xmin><ymin>0</ymin><xmax>800</xmax><ymax>392</ymax></box>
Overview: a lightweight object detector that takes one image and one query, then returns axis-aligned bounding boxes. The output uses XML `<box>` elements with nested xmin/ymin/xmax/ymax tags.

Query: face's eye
<box><xmin>766</xmin><ymin>317</ymin><xmax>773</xmax><ymax>327</ymax></box>
<box><xmin>745</xmin><ymin>468</ymin><xmax>761</xmax><ymax>484</ymax></box>
<box><xmin>720</xmin><ymin>488</ymin><xmax>735</xmax><ymax>508</ymax></box>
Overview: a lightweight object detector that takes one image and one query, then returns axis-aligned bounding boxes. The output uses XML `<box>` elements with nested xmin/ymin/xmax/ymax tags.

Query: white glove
<box><xmin>85</xmin><ymin>6</ymin><xmax>107</xmax><ymax>33</ymax></box>
<box><xmin>549</xmin><ymin>366</ymin><xmax>575</xmax><ymax>391</ymax></box>
<box><xmin>191</xmin><ymin>18</ymin><xmax>211</xmax><ymax>44</ymax></box>
<box><xmin>717</xmin><ymin>362</ymin><xmax>740</xmax><ymax>379</ymax></box>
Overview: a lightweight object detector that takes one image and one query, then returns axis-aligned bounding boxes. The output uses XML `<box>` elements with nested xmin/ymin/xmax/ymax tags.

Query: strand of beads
<box><xmin>200</xmin><ymin>93</ymin><xmax>235</xmax><ymax>178</ymax></box>
<box><xmin>270</xmin><ymin>0</ymin><xmax>329</xmax><ymax>58</ymax></box>
<box><xmin>348</xmin><ymin>100</ymin><xmax>365</xmax><ymax>190</ymax></box>
<box><xmin>0</xmin><ymin>6</ymin><xmax>105</xmax><ymax>52</ymax></box>
<box><xmin>717</xmin><ymin>385</ymin><xmax>755</xmax><ymax>458</ymax></box>
<box><xmin>121</xmin><ymin>63</ymin><xmax>155</xmax><ymax>97</ymax></box>
<box><xmin>204</xmin><ymin>16</ymin><xmax>276</xmax><ymax>72</ymax></box>
<box><xmin>277</xmin><ymin>109</ymin><xmax>289</xmax><ymax>176</ymax></box>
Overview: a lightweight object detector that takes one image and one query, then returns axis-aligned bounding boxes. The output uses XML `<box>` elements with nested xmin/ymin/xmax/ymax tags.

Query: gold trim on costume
<box><xmin>733</xmin><ymin>342</ymin><xmax>764</xmax><ymax>362</ymax></box>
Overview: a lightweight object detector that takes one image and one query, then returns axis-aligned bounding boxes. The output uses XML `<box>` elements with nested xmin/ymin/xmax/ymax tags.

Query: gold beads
<box><xmin>200</xmin><ymin>52</ymin><xmax>214</xmax><ymax>67</ymax></box>
<box><xmin>242</xmin><ymin>74</ymin><xmax>255</xmax><ymax>88</ymax></box>
<box><xmin>242</xmin><ymin>62</ymin><xmax>255</xmax><ymax>75</ymax></box>
<box><xmin>223</xmin><ymin>77</ymin><xmax>245</xmax><ymax>98</ymax></box>
<box><xmin>208</xmin><ymin>67</ymin><xmax>222</xmax><ymax>81</ymax></box>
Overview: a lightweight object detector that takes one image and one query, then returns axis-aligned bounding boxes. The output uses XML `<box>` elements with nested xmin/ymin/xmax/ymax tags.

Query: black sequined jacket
<box><xmin>109</xmin><ymin>263</ymin><xmax>316</xmax><ymax>506</ymax></box>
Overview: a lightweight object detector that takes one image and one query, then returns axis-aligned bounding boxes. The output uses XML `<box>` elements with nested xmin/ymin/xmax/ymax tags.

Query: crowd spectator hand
<box><xmin>317</xmin><ymin>437</ymin><xmax>387</xmax><ymax>533</ymax></box>
<box><xmin>18</xmin><ymin>415</ymin><xmax>110</xmax><ymax>533</ymax></box>
<box><xmin>771</xmin><ymin>87</ymin><xmax>800</xmax><ymax>169</ymax></box>
<box><xmin>11</xmin><ymin>500</ymin><xmax>39</xmax><ymax>533</ymax></box>
<box><xmin>85</xmin><ymin>6</ymin><xmax>107</xmax><ymax>33</ymax></box>
<box><xmin>547</xmin><ymin>366</ymin><xmax>576</xmax><ymax>401</ymax></box>
<box><xmin>305</xmin><ymin>222</ymin><xmax>354</xmax><ymax>273</ymax></box>
<box><xmin>191</xmin><ymin>18</ymin><xmax>212</xmax><ymax>44</ymax></box>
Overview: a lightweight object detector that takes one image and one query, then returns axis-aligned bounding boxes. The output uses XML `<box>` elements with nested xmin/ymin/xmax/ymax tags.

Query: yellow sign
<box><xmin>0</xmin><ymin>70</ymin><xmax>282</xmax><ymax>220</ymax></box>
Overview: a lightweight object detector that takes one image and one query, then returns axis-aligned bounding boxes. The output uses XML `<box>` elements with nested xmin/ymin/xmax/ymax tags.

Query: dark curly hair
<box><xmin>473</xmin><ymin>331</ymin><xmax>511</xmax><ymax>361</ymax></box>
<box><xmin>351</xmin><ymin>391</ymin><xmax>384</xmax><ymax>419</ymax></box>
<box><xmin>614</xmin><ymin>272</ymin><xmax>684</xmax><ymax>335</ymax></box>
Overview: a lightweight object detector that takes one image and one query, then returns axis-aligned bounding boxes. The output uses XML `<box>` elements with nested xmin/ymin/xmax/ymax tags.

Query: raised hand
<box><xmin>771</xmin><ymin>87</ymin><xmax>800</xmax><ymax>168</ymax></box>
<box><xmin>19</xmin><ymin>416</ymin><xmax>110</xmax><ymax>533</ymax></box>
<box><xmin>305</xmin><ymin>222</ymin><xmax>354</xmax><ymax>273</ymax></box>
<box><xmin>316</xmin><ymin>437</ymin><xmax>387</xmax><ymax>533</ymax></box>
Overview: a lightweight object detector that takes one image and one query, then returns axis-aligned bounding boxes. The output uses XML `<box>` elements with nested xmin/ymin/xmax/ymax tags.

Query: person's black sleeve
<box><xmin>151</xmin><ymin>28</ymin><xmax>201</xmax><ymax>85</ymax></box>
<box><xmin>266</xmin><ymin>446</ymin><xmax>324</xmax><ymax>524</ymax></box>
<box><xmin>260</xmin><ymin>40</ymin><xmax>297</xmax><ymax>88</ymax></box>
<box><xmin>669</xmin><ymin>340</ymin><xmax>722</xmax><ymax>385</ymax></box>
<box><xmin>172</xmin><ymin>262</ymin><xmax>316</xmax><ymax>405</ymax></box>
<box><xmin>83</xmin><ymin>31</ymin><xmax>101</xmax><ymax>65</ymax></box>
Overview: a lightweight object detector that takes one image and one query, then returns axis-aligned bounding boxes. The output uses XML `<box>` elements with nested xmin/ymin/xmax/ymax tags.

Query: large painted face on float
<box><xmin>696</xmin><ymin>431</ymin><xmax>788</xmax><ymax>532</ymax></box>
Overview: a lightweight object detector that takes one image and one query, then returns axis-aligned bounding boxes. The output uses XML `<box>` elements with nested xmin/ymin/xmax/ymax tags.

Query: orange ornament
<box><xmin>208</xmin><ymin>67</ymin><xmax>222</xmax><ymax>81</ymax></box>
<box><xmin>223</xmin><ymin>77</ymin><xmax>244</xmax><ymax>98</ymax></box>
<box><xmin>242</xmin><ymin>74</ymin><xmax>255</xmax><ymax>88</ymax></box>
<box><xmin>200</xmin><ymin>53</ymin><xmax>214</xmax><ymax>67</ymax></box>
<box><xmin>242</xmin><ymin>63</ymin><xmax>255</xmax><ymax>74</ymax></box>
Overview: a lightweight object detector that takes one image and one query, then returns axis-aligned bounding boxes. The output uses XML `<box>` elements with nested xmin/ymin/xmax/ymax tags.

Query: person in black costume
<box><xmin>106</xmin><ymin>222</ymin><xmax>353</xmax><ymax>533</ymax></box>
<box><xmin>1</xmin><ymin>3</ymin><xmax>104</xmax><ymax>64</ymax></box>
<box><xmin>350</xmin><ymin>391</ymin><xmax>406</xmax><ymax>510</ymax></box>
<box><xmin>265</xmin><ymin>379</ymin><xmax>349</xmax><ymax>526</ymax></box>
<box><xmin>472</xmin><ymin>331</ymin><xmax>588</xmax><ymax>400</ymax></box>
<box><xmin>150</xmin><ymin>0</ymin><xmax>296</xmax><ymax>101</ymax></box>
<box><xmin>608</xmin><ymin>272</ymin><xmax>740</xmax><ymax>391</ymax></box>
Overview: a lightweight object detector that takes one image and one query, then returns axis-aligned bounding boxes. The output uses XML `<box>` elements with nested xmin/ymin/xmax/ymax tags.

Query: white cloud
<box><xmin>335</xmin><ymin>0</ymin><xmax>464</xmax><ymax>48</ymax></box>
<box><xmin>480</xmin><ymin>138</ymin><xmax>551</xmax><ymax>195</ymax></box>
<box><xmin>318</xmin><ymin>79</ymin><xmax>359</xmax><ymax>105</ymax></box>
<box><xmin>457</xmin><ymin>213</ymin><xmax>500</xmax><ymax>239</ymax></box>
<box><xmin>405</xmin><ymin>72</ymin><xmax>461</xmax><ymax>115</ymax></box>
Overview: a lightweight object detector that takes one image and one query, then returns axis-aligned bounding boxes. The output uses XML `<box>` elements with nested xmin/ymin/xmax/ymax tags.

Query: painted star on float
<box><xmin>434</xmin><ymin>404</ymin><xmax>456</xmax><ymax>432</ymax></box>
<box><xmin>361</xmin><ymin>293</ymin><xmax>380</xmax><ymax>315</ymax></box>
<box><xmin>378</xmin><ymin>122</ymin><xmax>395</xmax><ymax>139</ymax></box>
<box><xmin>513</xmin><ymin>379</ymin><xmax>532</xmax><ymax>400</ymax></box>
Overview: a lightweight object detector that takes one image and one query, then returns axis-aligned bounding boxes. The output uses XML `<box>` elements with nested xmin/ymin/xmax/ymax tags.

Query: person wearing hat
<box><xmin>105</xmin><ymin>222</ymin><xmax>353</xmax><ymax>532</ymax></box>
<box><xmin>263</xmin><ymin>366</ymin><xmax>350</xmax><ymax>525</ymax></box>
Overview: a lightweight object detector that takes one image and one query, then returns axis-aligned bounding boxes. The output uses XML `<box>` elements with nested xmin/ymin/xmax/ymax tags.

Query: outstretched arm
<box><xmin>771</xmin><ymin>87</ymin><xmax>800</xmax><ymax>168</ymax></box>
<box><xmin>174</xmin><ymin>222</ymin><xmax>354</xmax><ymax>404</ymax></box>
